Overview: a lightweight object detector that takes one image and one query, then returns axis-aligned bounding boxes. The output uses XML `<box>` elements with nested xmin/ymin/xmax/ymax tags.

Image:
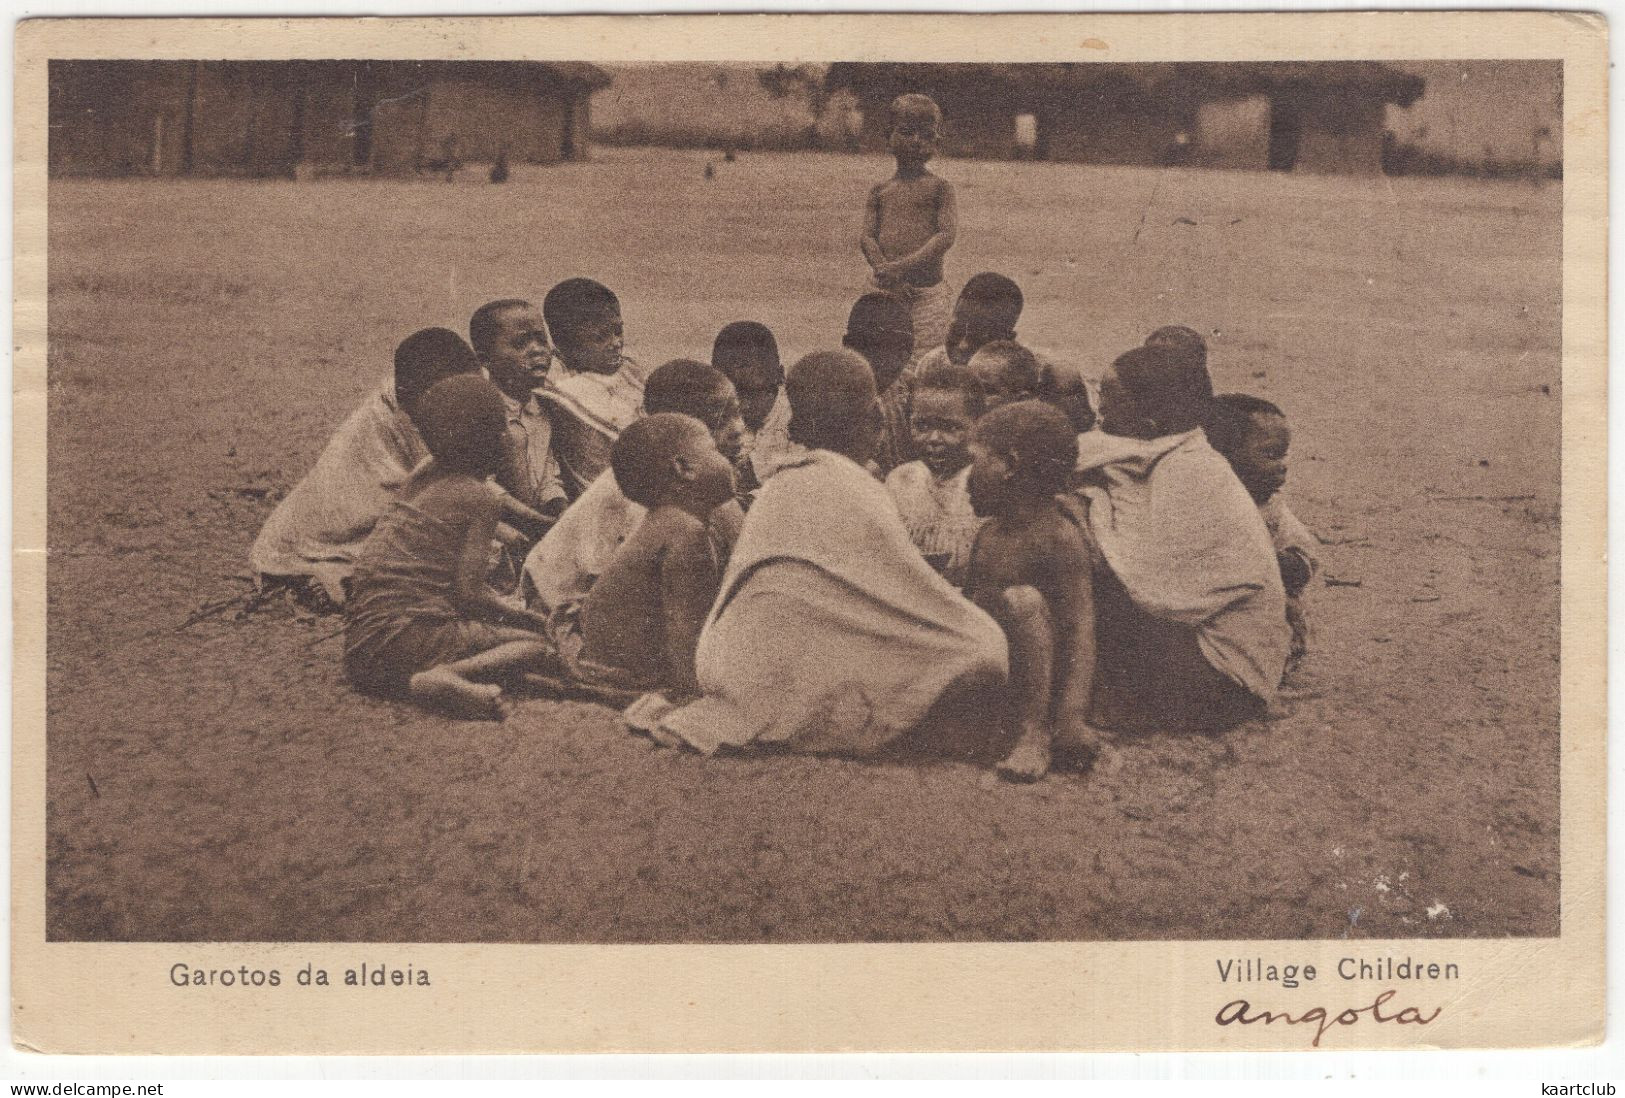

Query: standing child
<box><xmin>860</xmin><ymin>93</ymin><xmax>958</xmax><ymax>360</ymax></box>
<box><xmin>469</xmin><ymin>298</ymin><xmax>567</xmax><ymax>519</ymax></box>
<box><xmin>578</xmin><ymin>414</ymin><xmax>738</xmax><ymax>695</ymax></box>
<box><xmin>343</xmin><ymin>375</ymin><xmax>554</xmax><ymax>719</ymax></box>
<box><xmin>1206</xmin><ymin>393</ymin><xmax>1319</xmax><ymax>665</ymax></box>
<box><xmin>711</xmin><ymin>320</ymin><xmax>787</xmax><ymax>498</ymax></box>
<box><xmin>884</xmin><ymin>365</ymin><xmax>986</xmax><ymax>587</ymax></box>
<box><xmin>962</xmin><ymin>400</ymin><xmax>1112</xmax><ymax>783</ymax></box>
<box><xmin>842</xmin><ymin>292</ymin><xmax>917</xmax><ymax>476</ymax></box>
<box><xmin>538</xmin><ymin>278</ymin><xmax>648</xmax><ymax>499</ymax></box>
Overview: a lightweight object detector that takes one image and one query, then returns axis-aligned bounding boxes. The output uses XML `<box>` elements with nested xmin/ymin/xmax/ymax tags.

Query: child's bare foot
<box><xmin>997</xmin><ymin>726</ymin><xmax>1052</xmax><ymax>783</ymax></box>
<box><xmin>409</xmin><ymin>667</ymin><xmax>506</xmax><ymax>719</ymax></box>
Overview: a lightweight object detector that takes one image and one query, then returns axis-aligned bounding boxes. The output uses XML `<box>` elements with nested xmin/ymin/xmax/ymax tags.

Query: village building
<box><xmin>823</xmin><ymin>62</ymin><xmax>1425</xmax><ymax>175</ymax></box>
<box><xmin>48</xmin><ymin>60</ymin><xmax>611</xmax><ymax>178</ymax></box>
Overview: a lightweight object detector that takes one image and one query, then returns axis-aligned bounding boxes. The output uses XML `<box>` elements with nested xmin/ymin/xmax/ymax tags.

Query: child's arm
<box><xmin>878</xmin><ymin>179</ymin><xmax>958</xmax><ymax>283</ymax></box>
<box><xmin>448</xmin><ymin>480</ymin><xmax>552</xmax><ymax>632</ymax></box>
<box><xmin>658</xmin><ymin>519</ymin><xmax>722</xmax><ymax>695</ymax></box>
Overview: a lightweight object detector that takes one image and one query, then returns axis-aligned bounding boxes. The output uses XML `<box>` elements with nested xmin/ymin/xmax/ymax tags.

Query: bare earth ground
<box><xmin>44</xmin><ymin>148</ymin><xmax>1560</xmax><ymax>942</ymax></box>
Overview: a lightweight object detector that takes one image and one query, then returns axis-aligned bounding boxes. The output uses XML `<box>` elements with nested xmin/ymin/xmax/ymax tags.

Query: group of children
<box><xmin>250</xmin><ymin>90</ymin><xmax>1318</xmax><ymax>781</ymax></box>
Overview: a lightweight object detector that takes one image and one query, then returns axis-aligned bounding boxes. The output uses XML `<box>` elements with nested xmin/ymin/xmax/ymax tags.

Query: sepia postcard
<box><xmin>12</xmin><ymin>11</ymin><xmax>1606</xmax><ymax>1054</ymax></box>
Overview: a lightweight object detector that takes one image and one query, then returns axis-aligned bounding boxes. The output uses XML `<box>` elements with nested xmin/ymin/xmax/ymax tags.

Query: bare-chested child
<box><xmin>860</xmin><ymin>93</ymin><xmax>958</xmax><ymax>360</ymax></box>
<box><xmin>842</xmin><ymin>292</ymin><xmax>917</xmax><ymax>475</ymax></box>
<box><xmin>579</xmin><ymin>413</ymin><xmax>737</xmax><ymax>695</ymax></box>
<box><xmin>962</xmin><ymin>400</ymin><xmax>1114</xmax><ymax>782</ymax></box>
<box><xmin>344</xmin><ymin>375</ymin><xmax>554</xmax><ymax>719</ymax></box>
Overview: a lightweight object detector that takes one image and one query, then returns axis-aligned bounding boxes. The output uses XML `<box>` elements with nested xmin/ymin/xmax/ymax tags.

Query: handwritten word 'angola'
<box><xmin>1215</xmin><ymin>989</ymin><xmax>1440</xmax><ymax>1048</ymax></box>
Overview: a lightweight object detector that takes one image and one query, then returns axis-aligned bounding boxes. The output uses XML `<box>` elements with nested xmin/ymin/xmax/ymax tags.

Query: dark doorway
<box><xmin>1267</xmin><ymin>96</ymin><xmax>1301</xmax><ymax>171</ymax></box>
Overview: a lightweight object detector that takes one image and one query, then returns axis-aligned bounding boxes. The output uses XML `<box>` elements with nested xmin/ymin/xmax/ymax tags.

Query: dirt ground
<box><xmin>44</xmin><ymin>148</ymin><xmax>1561</xmax><ymax>942</ymax></box>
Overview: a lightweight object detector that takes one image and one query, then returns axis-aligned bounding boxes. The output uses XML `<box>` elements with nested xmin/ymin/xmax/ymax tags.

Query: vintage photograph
<box><xmin>42</xmin><ymin>44</ymin><xmax>1565</xmax><ymax>952</ymax></box>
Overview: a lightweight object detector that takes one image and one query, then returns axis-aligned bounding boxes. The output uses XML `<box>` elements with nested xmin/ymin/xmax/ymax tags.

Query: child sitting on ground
<box><xmin>842</xmin><ymin>292</ymin><xmax>917</xmax><ymax>475</ymax></box>
<box><xmin>1206</xmin><ymin>393</ymin><xmax>1320</xmax><ymax>665</ymax></box>
<box><xmin>469</xmin><ymin>298</ymin><xmax>567</xmax><ymax>520</ymax></box>
<box><xmin>538</xmin><ymin>278</ymin><xmax>648</xmax><ymax>499</ymax></box>
<box><xmin>343</xmin><ymin>375</ymin><xmax>554</xmax><ymax>719</ymax></box>
<box><xmin>860</xmin><ymin>92</ymin><xmax>958</xmax><ymax>360</ymax></box>
<box><xmin>967</xmin><ymin>339</ymin><xmax>1043</xmax><ymax>413</ymax></box>
<box><xmin>711</xmin><ymin>320</ymin><xmax>787</xmax><ymax>500</ymax></box>
<box><xmin>914</xmin><ymin>273</ymin><xmax>1094</xmax><ymax>430</ymax></box>
<box><xmin>962</xmin><ymin>400</ymin><xmax>1113</xmax><ymax>783</ymax></box>
<box><xmin>1076</xmin><ymin>345</ymin><xmax>1288</xmax><ymax>735</ymax></box>
<box><xmin>250</xmin><ymin>327</ymin><xmax>481</xmax><ymax>609</ymax></box>
<box><xmin>884</xmin><ymin>365</ymin><xmax>987</xmax><ymax>588</ymax></box>
<box><xmin>578</xmin><ymin>414</ymin><xmax>738</xmax><ymax>694</ymax></box>
<box><xmin>521</xmin><ymin>358</ymin><xmax>746</xmax><ymax>657</ymax></box>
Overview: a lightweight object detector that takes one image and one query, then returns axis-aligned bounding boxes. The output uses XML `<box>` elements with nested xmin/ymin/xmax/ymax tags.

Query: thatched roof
<box><xmin>825</xmin><ymin>61</ymin><xmax>1423</xmax><ymax>109</ymax></box>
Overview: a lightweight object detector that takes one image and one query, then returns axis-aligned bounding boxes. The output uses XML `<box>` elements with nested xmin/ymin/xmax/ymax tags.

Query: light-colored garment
<box><xmin>643</xmin><ymin>448</ymin><xmax>1008</xmax><ymax>755</ymax></box>
<box><xmin>538</xmin><ymin>359</ymin><xmax>647</xmax><ymax>499</ymax></box>
<box><xmin>1260</xmin><ymin>495</ymin><xmax>1319</xmax><ymax>661</ymax></box>
<box><xmin>250</xmin><ymin>377</ymin><xmax>427</xmax><ymax>604</ymax></box>
<box><xmin>521</xmin><ymin>468</ymin><xmax>744</xmax><ymax>618</ymax></box>
<box><xmin>884</xmin><ymin>461</ymin><xmax>983</xmax><ymax>588</ymax></box>
<box><xmin>1074</xmin><ymin>428</ymin><xmax>1289</xmax><ymax>702</ymax></box>
<box><xmin>498</xmin><ymin>388</ymin><xmax>567</xmax><ymax>512</ymax></box>
<box><xmin>747</xmin><ymin>389</ymin><xmax>796</xmax><ymax>485</ymax></box>
<box><xmin>881</xmin><ymin>278</ymin><xmax>953</xmax><ymax>363</ymax></box>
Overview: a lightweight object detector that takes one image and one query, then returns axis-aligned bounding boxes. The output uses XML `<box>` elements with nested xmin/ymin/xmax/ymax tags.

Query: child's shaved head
<box><xmin>845</xmin><ymin>292</ymin><xmax>913</xmax><ymax>347</ymax></box>
<box><xmin>786</xmin><ymin>349</ymin><xmax>879</xmax><ymax>456</ymax></box>
<box><xmin>972</xmin><ymin>399</ymin><xmax>1078</xmax><ymax>496</ymax></box>
<box><xmin>543</xmin><ymin>278</ymin><xmax>620</xmax><ymax>335</ymax></box>
<box><xmin>947</xmin><ymin>273</ymin><xmax>1024</xmax><ymax>365</ymax></box>
<box><xmin>645</xmin><ymin>358</ymin><xmax>734</xmax><ymax>425</ymax></box>
<box><xmin>960</xmin><ymin>272</ymin><xmax>1024</xmax><ymax>324</ymax></box>
<box><xmin>394</xmin><ymin>327</ymin><xmax>480</xmax><ymax>418</ymax></box>
<box><xmin>843</xmin><ymin>293</ymin><xmax>913</xmax><ymax>391</ymax></box>
<box><xmin>712</xmin><ymin>321</ymin><xmax>783</xmax><ymax>433</ymax></box>
<box><xmin>415</xmin><ymin>374</ymin><xmax>507</xmax><ymax>475</ymax></box>
<box><xmin>611</xmin><ymin>412</ymin><xmax>709</xmax><ymax>509</ymax></box>
<box><xmin>1145</xmin><ymin>325</ymin><xmax>1208</xmax><ymax>371</ymax></box>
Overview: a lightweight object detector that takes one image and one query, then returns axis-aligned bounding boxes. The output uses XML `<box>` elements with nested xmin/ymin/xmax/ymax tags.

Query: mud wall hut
<box><xmin>823</xmin><ymin>61</ymin><xmax>1424</xmax><ymax>175</ymax></box>
<box><xmin>48</xmin><ymin>60</ymin><xmax>611</xmax><ymax>178</ymax></box>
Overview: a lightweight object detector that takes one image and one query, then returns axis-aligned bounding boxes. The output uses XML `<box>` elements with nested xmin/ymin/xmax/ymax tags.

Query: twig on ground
<box><xmin>1324</xmin><ymin>576</ymin><xmax>1363</xmax><ymax>588</ymax></box>
<box><xmin>1428</xmin><ymin>493</ymin><xmax>1536</xmax><ymax>503</ymax></box>
<box><xmin>1410</xmin><ymin>594</ymin><xmax>1442</xmax><ymax>603</ymax></box>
